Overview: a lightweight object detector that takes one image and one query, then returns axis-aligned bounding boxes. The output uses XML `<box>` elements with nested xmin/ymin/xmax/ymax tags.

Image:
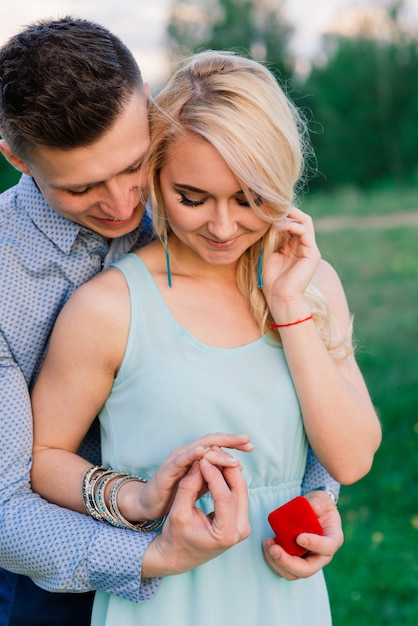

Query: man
<box><xmin>0</xmin><ymin>17</ymin><xmax>342</xmax><ymax>626</ymax></box>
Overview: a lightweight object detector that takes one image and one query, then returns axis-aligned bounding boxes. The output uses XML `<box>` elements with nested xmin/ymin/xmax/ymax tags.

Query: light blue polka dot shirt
<box><xmin>0</xmin><ymin>175</ymin><xmax>159</xmax><ymax>603</ymax></box>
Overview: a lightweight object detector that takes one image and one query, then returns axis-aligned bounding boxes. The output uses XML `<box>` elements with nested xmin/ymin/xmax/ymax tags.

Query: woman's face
<box><xmin>159</xmin><ymin>134</ymin><xmax>270</xmax><ymax>268</ymax></box>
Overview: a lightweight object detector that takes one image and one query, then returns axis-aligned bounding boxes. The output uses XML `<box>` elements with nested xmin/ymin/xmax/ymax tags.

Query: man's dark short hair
<box><xmin>0</xmin><ymin>16</ymin><xmax>146</xmax><ymax>158</ymax></box>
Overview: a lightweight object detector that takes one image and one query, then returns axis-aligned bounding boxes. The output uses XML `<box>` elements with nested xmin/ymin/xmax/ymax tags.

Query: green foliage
<box><xmin>167</xmin><ymin>0</ymin><xmax>294</xmax><ymax>81</ymax></box>
<box><xmin>166</xmin><ymin>0</ymin><xmax>418</xmax><ymax>191</ymax></box>
<box><xmin>0</xmin><ymin>154</ymin><xmax>20</xmax><ymax>192</ymax></box>
<box><xmin>302</xmin><ymin>31</ymin><xmax>418</xmax><ymax>189</ymax></box>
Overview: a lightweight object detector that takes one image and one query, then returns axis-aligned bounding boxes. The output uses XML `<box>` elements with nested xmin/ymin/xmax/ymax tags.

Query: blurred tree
<box><xmin>0</xmin><ymin>155</ymin><xmax>20</xmax><ymax>193</ymax></box>
<box><xmin>166</xmin><ymin>0</ymin><xmax>418</xmax><ymax>190</ymax></box>
<box><xmin>167</xmin><ymin>0</ymin><xmax>294</xmax><ymax>81</ymax></box>
<box><xmin>301</xmin><ymin>0</ymin><xmax>418</xmax><ymax>189</ymax></box>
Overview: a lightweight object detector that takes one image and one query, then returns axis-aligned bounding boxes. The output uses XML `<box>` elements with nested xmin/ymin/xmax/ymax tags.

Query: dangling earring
<box><xmin>257</xmin><ymin>242</ymin><xmax>263</xmax><ymax>289</ymax></box>
<box><xmin>163</xmin><ymin>229</ymin><xmax>172</xmax><ymax>288</ymax></box>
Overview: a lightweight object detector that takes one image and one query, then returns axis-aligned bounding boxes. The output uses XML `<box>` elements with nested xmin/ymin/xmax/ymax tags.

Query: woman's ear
<box><xmin>0</xmin><ymin>139</ymin><xmax>33</xmax><ymax>176</ymax></box>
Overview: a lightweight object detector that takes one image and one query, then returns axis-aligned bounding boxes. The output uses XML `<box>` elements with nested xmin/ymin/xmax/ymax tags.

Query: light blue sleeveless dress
<box><xmin>92</xmin><ymin>253</ymin><xmax>332</xmax><ymax>626</ymax></box>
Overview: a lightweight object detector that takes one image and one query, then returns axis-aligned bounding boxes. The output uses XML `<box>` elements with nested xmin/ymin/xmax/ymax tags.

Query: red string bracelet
<box><xmin>269</xmin><ymin>314</ymin><xmax>313</xmax><ymax>329</ymax></box>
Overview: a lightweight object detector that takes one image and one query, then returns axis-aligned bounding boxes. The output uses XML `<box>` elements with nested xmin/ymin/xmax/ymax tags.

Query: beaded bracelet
<box><xmin>82</xmin><ymin>466</ymin><xmax>130</xmax><ymax>523</ymax></box>
<box><xmin>109</xmin><ymin>475</ymin><xmax>166</xmax><ymax>532</ymax></box>
<box><xmin>81</xmin><ymin>465</ymin><xmax>109</xmax><ymax>521</ymax></box>
<box><xmin>81</xmin><ymin>465</ymin><xmax>166</xmax><ymax>532</ymax></box>
<box><xmin>94</xmin><ymin>470</ymin><xmax>130</xmax><ymax>527</ymax></box>
<box><xmin>269</xmin><ymin>314</ymin><xmax>313</xmax><ymax>329</ymax></box>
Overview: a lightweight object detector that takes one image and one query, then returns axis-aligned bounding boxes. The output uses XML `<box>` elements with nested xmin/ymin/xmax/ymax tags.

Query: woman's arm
<box><xmin>31</xmin><ymin>269</ymin><xmax>128</xmax><ymax>512</ymax></box>
<box><xmin>31</xmin><ymin>268</ymin><xmax>253</xmax><ymax>522</ymax></box>
<box><xmin>263</xmin><ymin>208</ymin><xmax>381</xmax><ymax>484</ymax></box>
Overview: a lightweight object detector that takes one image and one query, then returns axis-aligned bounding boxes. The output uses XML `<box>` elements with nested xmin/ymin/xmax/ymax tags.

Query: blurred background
<box><xmin>1</xmin><ymin>1</ymin><xmax>417</xmax><ymax>623</ymax></box>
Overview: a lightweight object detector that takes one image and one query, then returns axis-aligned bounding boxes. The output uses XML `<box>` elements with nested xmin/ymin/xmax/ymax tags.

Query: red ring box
<box><xmin>268</xmin><ymin>496</ymin><xmax>323</xmax><ymax>556</ymax></box>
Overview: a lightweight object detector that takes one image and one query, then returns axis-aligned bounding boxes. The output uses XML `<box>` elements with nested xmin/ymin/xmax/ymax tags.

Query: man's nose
<box><xmin>103</xmin><ymin>176</ymin><xmax>142</xmax><ymax>219</ymax></box>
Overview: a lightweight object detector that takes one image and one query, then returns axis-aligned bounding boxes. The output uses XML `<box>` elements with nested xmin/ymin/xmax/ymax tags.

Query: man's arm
<box><xmin>301</xmin><ymin>447</ymin><xmax>340</xmax><ymax>501</ymax></box>
<box><xmin>0</xmin><ymin>347</ymin><xmax>159</xmax><ymax>602</ymax></box>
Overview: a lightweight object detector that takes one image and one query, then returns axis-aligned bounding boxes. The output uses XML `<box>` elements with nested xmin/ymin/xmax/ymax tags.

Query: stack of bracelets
<box><xmin>81</xmin><ymin>465</ymin><xmax>166</xmax><ymax>532</ymax></box>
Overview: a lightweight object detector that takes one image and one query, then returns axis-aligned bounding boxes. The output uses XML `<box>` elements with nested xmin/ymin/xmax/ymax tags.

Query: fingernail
<box><xmin>190</xmin><ymin>461</ymin><xmax>199</xmax><ymax>473</ymax></box>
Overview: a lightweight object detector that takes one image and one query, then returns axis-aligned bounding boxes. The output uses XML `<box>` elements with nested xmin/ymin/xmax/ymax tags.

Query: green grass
<box><xmin>302</xmin><ymin>183</ymin><xmax>418</xmax><ymax>219</ymax></box>
<box><xmin>305</xmin><ymin>189</ymin><xmax>418</xmax><ymax>625</ymax></box>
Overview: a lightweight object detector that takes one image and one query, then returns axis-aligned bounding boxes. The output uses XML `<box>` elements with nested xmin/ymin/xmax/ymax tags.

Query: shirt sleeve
<box><xmin>0</xmin><ymin>338</ymin><xmax>161</xmax><ymax>603</ymax></box>
<box><xmin>301</xmin><ymin>446</ymin><xmax>341</xmax><ymax>500</ymax></box>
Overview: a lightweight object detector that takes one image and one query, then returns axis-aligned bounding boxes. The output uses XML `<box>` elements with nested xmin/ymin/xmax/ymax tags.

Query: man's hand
<box><xmin>262</xmin><ymin>490</ymin><xmax>343</xmax><ymax>580</ymax></box>
<box><xmin>141</xmin><ymin>457</ymin><xmax>250</xmax><ymax>578</ymax></box>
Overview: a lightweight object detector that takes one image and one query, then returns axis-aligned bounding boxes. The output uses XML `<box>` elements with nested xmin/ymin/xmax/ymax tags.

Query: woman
<box><xmin>31</xmin><ymin>51</ymin><xmax>381</xmax><ymax>625</ymax></box>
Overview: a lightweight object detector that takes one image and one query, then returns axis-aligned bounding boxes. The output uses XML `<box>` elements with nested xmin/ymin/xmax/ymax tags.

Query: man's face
<box><xmin>22</xmin><ymin>90</ymin><xmax>150</xmax><ymax>239</ymax></box>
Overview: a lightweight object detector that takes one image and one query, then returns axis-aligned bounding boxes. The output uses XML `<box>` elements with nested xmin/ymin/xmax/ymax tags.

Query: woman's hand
<box><xmin>262</xmin><ymin>207</ymin><xmax>321</xmax><ymax>310</ymax></box>
<box><xmin>116</xmin><ymin>433</ymin><xmax>253</xmax><ymax>522</ymax></box>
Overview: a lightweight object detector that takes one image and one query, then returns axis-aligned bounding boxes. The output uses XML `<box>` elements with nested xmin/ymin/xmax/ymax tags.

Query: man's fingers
<box><xmin>262</xmin><ymin>538</ymin><xmax>299</xmax><ymax>580</ymax></box>
<box><xmin>199</xmin><ymin>458</ymin><xmax>250</xmax><ymax>541</ymax></box>
<box><xmin>303</xmin><ymin>490</ymin><xmax>335</xmax><ymax>516</ymax></box>
<box><xmin>172</xmin><ymin>462</ymin><xmax>205</xmax><ymax>514</ymax></box>
<box><xmin>262</xmin><ymin>538</ymin><xmax>332</xmax><ymax>580</ymax></box>
<box><xmin>296</xmin><ymin>528</ymin><xmax>343</xmax><ymax>555</ymax></box>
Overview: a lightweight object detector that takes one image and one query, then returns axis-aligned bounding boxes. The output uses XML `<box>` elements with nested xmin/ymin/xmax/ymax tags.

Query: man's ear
<box><xmin>0</xmin><ymin>139</ymin><xmax>33</xmax><ymax>176</ymax></box>
<box><xmin>144</xmin><ymin>83</ymin><xmax>151</xmax><ymax>108</ymax></box>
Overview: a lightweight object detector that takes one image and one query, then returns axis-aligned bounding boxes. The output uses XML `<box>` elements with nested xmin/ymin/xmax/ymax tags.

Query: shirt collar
<box><xmin>18</xmin><ymin>174</ymin><xmax>84</xmax><ymax>255</ymax></box>
<box><xmin>16</xmin><ymin>174</ymin><xmax>150</xmax><ymax>263</ymax></box>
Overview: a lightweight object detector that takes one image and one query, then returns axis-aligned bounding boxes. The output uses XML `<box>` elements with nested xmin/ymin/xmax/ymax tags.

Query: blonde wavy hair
<box><xmin>146</xmin><ymin>50</ymin><xmax>350</xmax><ymax>357</ymax></box>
